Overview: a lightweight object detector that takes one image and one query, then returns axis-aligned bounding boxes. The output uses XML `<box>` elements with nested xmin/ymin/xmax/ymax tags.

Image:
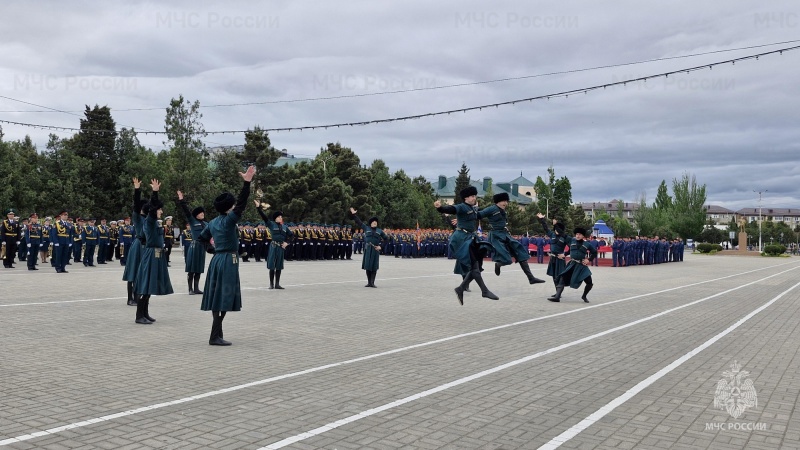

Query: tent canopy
<box><xmin>591</xmin><ymin>219</ymin><xmax>614</xmax><ymax>237</ymax></box>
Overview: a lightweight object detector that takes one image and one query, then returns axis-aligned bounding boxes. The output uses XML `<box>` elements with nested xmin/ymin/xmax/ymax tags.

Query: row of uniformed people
<box><xmin>2</xmin><ymin>210</ymin><xmax>122</xmax><ymax>270</ymax></box>
<box><xmin>610</xmin><ymin>236</ymin><xmax>685</xmax><ymax>267</ymax></box>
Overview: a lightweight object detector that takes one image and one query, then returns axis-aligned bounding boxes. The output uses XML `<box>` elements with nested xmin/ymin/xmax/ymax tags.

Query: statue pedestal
<box><xmin>738</xmin><ymin>231</ymin><xmax>748</xmax><ymax>252</ymax></box>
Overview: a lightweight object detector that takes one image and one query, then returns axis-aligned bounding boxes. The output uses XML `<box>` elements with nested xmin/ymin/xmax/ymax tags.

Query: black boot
<box><xmin>495</xmin><ymin>262</ymin><xmax>501</xmax><ymax>276</ymax></box>
<box><xmin>548</xmin><ymin>285</ymin><xmax>564</xmax><ymax>302</ymax></box>
<box><xmin>454</xmin><ymin>271</ymin><xmax>474</xmax><ymax>305</ymax></box>
<box><xmin>368</xmin><ymin>271</ymin><xmax>377</xmax><ymax>288</ymax></box>
<box><xmin>135</xmin><ymin>299</ymin><xmax>151</xmax><ymax>324</ymax></box>
<box><xmin>127</xmin><ymin>281</ymin><xmax>137</xmax><ymax>306</ymax></box>
<box><xmin>142</xmin><ymin>295</ymin><xmax>156</xmax><ymax>322</ymax></box>
<box><xmin>188</xmin><ymin>273</ymin><xmax>195</xmax><ymax>295</ymax></box>
<box><xmin>581</xmin><ymin>283</ymin><xmax>592</xmax><ymax>303</ymax></box>
<box><xmin>275</xmin><ymin>270</ymin><xmax>284</xmax><ymax>289</ymax></box>
<box><xmin>268</xmin><ymin>269</ymin><xmax>275</xmax><ymax>289</ymax></box>
<box><xmin>471</xmin><ymin>263</ymin><xmax>499</xmax><ymax>300</ymax></box>
<box><xmin>209</xmin><ymin>311</ymin><xmax>231</xmax><ymax>346</ymax></box>
<box><xmin>520</xmin><ymin>261</ymin><xmax>546</xmax><ymax>284</ymax></box>
<box><xmin>193</xmin><ymin>273</ymin><xmax>203</xmax><ymax>294</ymax></box>
<box><xmin>365</xmin><ymin>270</ymin><xmax>373</xmax><ymax>287</ymax></box>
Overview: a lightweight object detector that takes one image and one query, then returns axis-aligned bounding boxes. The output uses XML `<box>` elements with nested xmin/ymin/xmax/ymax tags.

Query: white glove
<box><xmin>69</xmin><ymin>244</ymin><xmax>72</xmax><ymax>247</ymax></box>
<box><xmin>1</xmin><ymin>241</ymin><xmax>4</xmax><ymax>246</ymax></box>
<box><xmin>27</xmin><ymin>243</ymin><xmax>32</xmax><ymax>248</ymax></box>
<box><xmin>16</xmin><ymin>241</ymin><xmax>20</xmax><ymax>245</ymax></box>
<box><xmin>55</xmin><ymin>243</ymin><xmax>60</xmax><ymax>247</ymax></box>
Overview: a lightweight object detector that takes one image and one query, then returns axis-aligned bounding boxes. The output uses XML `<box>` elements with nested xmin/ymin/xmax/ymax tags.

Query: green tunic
<box><xmin>352</xmin><ymin>215</ymin><xmax>387</xmax><ymax>271</ymax></box>
<box><xmin>559</xmin><ymin>238</ymin><xmax>598</xmax><ymax>288</ymax></box>
<box><xmin>179</xmin><ymin>200</ymin><xmax>208</xmax><ymax>273</ymax></box>
<box><xmin>257</xmin><ymin>208</ymin><xmax>293</xmax><ymax>270</ymax></box>
<box><xmin>436</xmin><ymin>203</ymin><xmax>491</xmax><ymax>275</ymax></box>
<box><xmin>199</xmin><ymin>182</ymin><xmax>250</xmax><ymax>312</ymax></box>
<box><xmin>135</xmin><ymin>192</ymin><xmax>174</xmax><ymax>295</ymax></box>
<box><xmin>539</xmin><ymin>217</ymin><xmax>569</xmax><ymax>279</ymax></box>
<box><xmin>122</xmin><ymin>188</ymin><xmax>144</xmax><ymax>282</ymax></box>
<box><xmin>481</xmin><ymin>204</ymin><xmax>530</xmax><ymax>266</ymax></box>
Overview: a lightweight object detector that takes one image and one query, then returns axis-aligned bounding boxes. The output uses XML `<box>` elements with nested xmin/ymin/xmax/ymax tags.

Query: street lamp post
<box><xmin>754</xmin><ymin>189</ymin><xmax>768</xmax><ymax>252</ymax></box>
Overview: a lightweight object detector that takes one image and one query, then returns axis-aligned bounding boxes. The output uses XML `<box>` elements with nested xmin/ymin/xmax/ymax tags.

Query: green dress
<box><xmin>199</xmin><ymin>182</ymin><xmax>250</xmax><ymax>312</ymax></box>
<box><xmin>481</xmin><ymin>204</ymin><xmax>530</xmax><ymax>266</ymax></box>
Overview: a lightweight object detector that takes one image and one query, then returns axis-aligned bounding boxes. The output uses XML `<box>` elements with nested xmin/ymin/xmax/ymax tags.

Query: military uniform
<box><xmin>25</xmin><ymin>214</ymin><xmax>43</xmax><ymax>270</ymax></box>
<box><xmin>51</xmin><ymin>211</ymin><xmax>74</xmax><ymax>273</ymax></box>
<box><xmin>81</xmin><ymin>218</ymin><xmax>98</xmax><ymax>266</ymax></box>
<box><xmin>97</xmin><ymin>220</ymin><xmax>110</xmax><ymax>264</ymax></box>
<box><xmin>72</xmin><ymin>219</ymin><xmax>84</xmax><ymax>263</ymax></box>
<box><xmin>163</xmin><ymin>217</ymin><xmax>174</xmax><ymax>266</ymax></box>
<box><xmin>1</xmin><ymin>208</ymin><xmax>21</xmax><ymax>268</ymax></box>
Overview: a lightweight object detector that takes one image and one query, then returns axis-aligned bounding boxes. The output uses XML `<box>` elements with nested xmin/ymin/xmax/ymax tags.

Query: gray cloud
<box><xmin>1</xmin><ymin>0</ymin><xmax>799</xmax><ymax>211</ymax></box>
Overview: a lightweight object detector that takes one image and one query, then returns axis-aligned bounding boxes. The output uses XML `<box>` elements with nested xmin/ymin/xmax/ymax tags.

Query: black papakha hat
<box><xmin>459</xmin><ymin>185</ymin><xmax>478</xmax><ymax>199</ymax></box>
<box><xmin>493</xmin><ymin>192</ymin><xmax>509</xmax><ymax>203</ymax></box>
<box><xmin>214</xmin><ymin>193</ymin><xmax>236</xmax><ymax>213</ymax></box>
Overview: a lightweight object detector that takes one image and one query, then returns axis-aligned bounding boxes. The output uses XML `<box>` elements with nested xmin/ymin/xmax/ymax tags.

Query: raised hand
<box><xmin>177</xmin><ymin>190</ymin><xmax>184</xmax><ymax>201</ymax></box>
<box><xmin>254</xmin><ymin>199</ymin><xmax>261</xmax><ymax>208</ymax></box>
<box><xmin>536</xmin><ymin>212</ymin><xmax>544</xmax><ymax>219</ymax></box>
<box><xmin>349</xmin><ymin>207</ymin><xmax>357</xmax><ymax>215</ymax></box>
<box><xmin>133</xmin><ymin>177</ymin><xmax>141</xmax><ymax>189</ymax></box>
<box><xmin>150</xmin><ymin>179</ymin><xmax>161</xmax><ymax>191</ymax></box>
<box><xmin>239</xmin><ymin>165</ymin><xmax>256</xmax><ymax>182</ymax></box>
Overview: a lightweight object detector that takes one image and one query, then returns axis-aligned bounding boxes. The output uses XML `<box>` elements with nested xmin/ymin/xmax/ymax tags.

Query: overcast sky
<box><xmin>2</xmin><ymin>0</ymin><xmax>799</xmax><ymax>210</ymax></box>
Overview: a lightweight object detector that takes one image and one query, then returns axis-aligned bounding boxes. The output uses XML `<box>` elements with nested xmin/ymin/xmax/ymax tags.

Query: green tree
<box><xmin>115</xmin><ymin>128</ymin><xmax>163</xmax><ymax>219</ymax></box>
<box><xmin>163</xmin><ymin>95</ymin><xmax>210</xmax><ymax>195</ymax></box>
<box><xmin>454</xmin><ymin>162</ymin><xmax>471</xmax><ymax>204</ymax></box>
<box><xmin>74</xmin><ymin>105</ymin><xmax>119</xmax><ymax>219</ymax></box>
<box><xmin>654</xmin><ymin>180</ymin><xmax>672</xmax><ymax>211</ymax></box>
<box><xmin>670</xmin><ymin>173</ymin><xmax>707</xmax><ymax>240</ymax></box>
<box><xmin>40</xmin><ymin>135</ymin><xmax>93</xmax><ymax>218</ymax></box>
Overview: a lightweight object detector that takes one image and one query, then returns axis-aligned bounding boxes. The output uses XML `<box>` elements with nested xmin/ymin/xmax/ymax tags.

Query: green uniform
<box><xmin>559</xmin><ymin>238</ymin><xmax>597</xmax><ymax>289</ymax></box>
<box><xmin>135</xmin><ymin>192</ymin><xmax>174</xmax><ymax>296</ymax></box>
<box><xmin>199</xmin><ymin>182</ymin><xmax>250</xmax><ymax>312</ymax></box>
<box><xmin>352</xmin><ymin>215</ymin><xmax>387</xmax><ymax>271</ymax></box>
<box><xmin>481</xmin><ymin>204</ymin><xmax>529</xmax><ymax>266</ymax></box>
<box><xmin>436</xmin><ymin>203</ymin><xmax>491</xmax><ymax>276</ymax></box>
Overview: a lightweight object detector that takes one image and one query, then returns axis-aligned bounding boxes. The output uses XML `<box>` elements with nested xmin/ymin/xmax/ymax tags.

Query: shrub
<box><xmin>763</xmin><ymin>244</ymin><xmax>786</xmax><ymax>256</ymax></box>
<box><xmin>696</xmin><ymin>243</ymin><xmax>722</xmax><ymax>254</ymax></box>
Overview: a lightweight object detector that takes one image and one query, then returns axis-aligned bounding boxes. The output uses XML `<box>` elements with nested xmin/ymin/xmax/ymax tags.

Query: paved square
<box><xmin>2</xmin><ymin>252</ymin><xmax>799</xmax><ymax>449</ymax></box>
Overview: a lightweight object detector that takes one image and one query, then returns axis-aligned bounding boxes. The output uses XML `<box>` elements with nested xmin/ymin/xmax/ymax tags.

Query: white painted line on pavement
<box><xmin>251</xmin><ymin>268</ymin><xmax>798</xmax><ymax>448</ymax></box>
<box><xmin>0</xmin><ymin>264</ymin><xmax>797</xmax><ymax>446</ymax></box>
<box><xmin>538</xmin><ymin>279</ymin><xmax>800</xmax><ymax>450</ymax></box>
